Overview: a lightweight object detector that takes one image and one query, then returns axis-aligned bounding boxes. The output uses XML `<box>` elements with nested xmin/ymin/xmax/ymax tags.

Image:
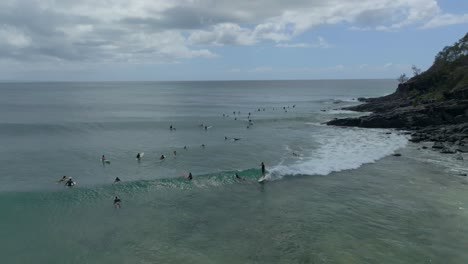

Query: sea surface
<box><xmin>0</xmin><ymin>80</ymin><xmax>467</xmax><ymax>264</ymax></box>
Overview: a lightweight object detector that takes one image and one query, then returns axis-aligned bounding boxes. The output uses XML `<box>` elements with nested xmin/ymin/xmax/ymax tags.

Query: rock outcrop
<box><xmin>327</xmin><ymin>33</ymin><xmax>468</xmax><ymax>147</ymax></box>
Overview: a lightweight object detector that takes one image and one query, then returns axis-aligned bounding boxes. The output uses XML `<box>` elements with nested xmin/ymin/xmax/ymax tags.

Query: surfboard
<box><xmin>258</xmin><ymin>176</ymin><xmax>266</xmax><ymax>183</ymax></box>
<box><xmin>104</xmin><ymin>160</ymin><xmax>111</xmax><ymax>164</ymax></box>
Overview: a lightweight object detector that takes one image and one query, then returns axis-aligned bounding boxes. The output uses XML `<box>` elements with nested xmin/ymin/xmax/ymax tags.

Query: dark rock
<box><xmin>458</xmin><ymin>173</ymin><xmax>467</xmax><ymax>177</ymax></box>
<box><xmin>392</xmin><ymin>153</ymin><xmax>402</xmax><ymax>157</ymax></box>
<box><xmin>432</xmin><ymin>142</ymin><xmax>445</xmax><ymax>149</ymax></box>
<box><xmin>422</xmin><ymin>146</ymin><xmax>428</xmax><ymax>149</ymax></box>
<box><xmin>456</xmin><ymin>145</ymin><xmax>468</xmax><ymax>153</ymax></box>
<box><xmin>440</xmin><ymin>148</ymin><xmax>456</xmax><ymax>154</ymax></box>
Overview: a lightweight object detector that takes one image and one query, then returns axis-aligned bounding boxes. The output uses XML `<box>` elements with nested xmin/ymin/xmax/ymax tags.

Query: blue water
<box><xmin>1</xmin><ymin>80</ymin><xmax>467</xmax><ymax>264</ymax></box>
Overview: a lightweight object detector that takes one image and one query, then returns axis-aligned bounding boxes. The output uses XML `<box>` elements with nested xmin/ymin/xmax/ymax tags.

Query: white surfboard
<box><xmin>258</xmin><ymin>176</ymin><xmax>266</xmax><ymax>183</ymax></box>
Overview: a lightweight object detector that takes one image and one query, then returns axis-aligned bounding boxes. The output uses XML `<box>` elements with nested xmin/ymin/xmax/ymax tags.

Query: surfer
<box><xmin>173</xmin><ymin>151</ymin><xmax>177</xmax><ymax>157</ymax></box>
<box><xmin>184</xmin><ymin>146</ymin><xmax>187</xmax><ymax>150</ymax></box>
<box><xmin>101</xmin><ymin>155</ymin><xmax>106</xmax><ymax>162</ymax></box>
<box><xmin>235</xmin><ymin>173</ymin><xmax>245</xmax><ymax>181</ymax></box>
<box><xmin>225</xmin><ymin>136</ymin><xmax>228</xmax><ymax>140</ymax></box>
<box><xmin>204</xmin><ymin>126</ymin><xmax>208</xmax><ymax>131</ymax></box>
<box><xmin>160</xmin><ymin>155</ymin><xmax>165</xmax><ymax>160</ymax></box>
<box><xmin>188</xmin><ymin>172</ymin><xmax>193</xmax><ymax>180</ymax></box>
<box><xmin>170</xmin><ymin>125</ymin><xmax>173</xmax><ymax>131</ymax></box>
<box><xmin>201</xmin><ymin>144</ymin><xmax>205</xmax><ymax>148</ymax></box>
<box><xmin>136</xmin><ymin>153</ymin><xmax>141</xmax><ymax>160</ymax></box>
<box><xmin>114</xmin><ymin>177</ymin><xmax>121</xmax><ymax>183</ymax></box>
<box><xmin>114</xmin><ymin>196</ymin><xmax>121</xmax><ymax>208</ymax></box>
<box><xmin>57</xmin><ymin>176</ymin><xmax>68</xmax><ymax>183</ymax></box>
<box><xmin>65</xmin><ymin>177</ymin><xmax>74</xmax><ymax>187</ymax></box>
<box><xmin>261</xmin><ymin>162</ymin><xmax>266</xmax><ymax>176</ymax></box>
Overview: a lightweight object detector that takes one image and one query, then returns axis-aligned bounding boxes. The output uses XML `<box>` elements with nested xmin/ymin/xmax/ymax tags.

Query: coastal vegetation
<box><xmin>328</xmin><ymin>33</ymin><xmax>468</xmax><ymax>150</ymax></box>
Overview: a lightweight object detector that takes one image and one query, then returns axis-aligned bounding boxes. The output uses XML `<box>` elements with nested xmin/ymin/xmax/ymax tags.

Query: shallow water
<box><xmin>1</xmin><ymin>80</ymin><xmax>467</xmax><ymax>263</ymax></box>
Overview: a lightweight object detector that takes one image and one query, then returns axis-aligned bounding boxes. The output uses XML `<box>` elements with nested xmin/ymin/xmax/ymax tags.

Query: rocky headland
<box><xmin>327</xmin><ymin>33</ymin><xmax>468</xmax><ymax>154</ymax></box>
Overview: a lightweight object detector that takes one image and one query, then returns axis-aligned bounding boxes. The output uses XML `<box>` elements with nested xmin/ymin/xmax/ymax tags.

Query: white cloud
<box><xmin>0</xmin><ymin>0</ymin><xmax>466</xmax><ymax>67</ymax></box>
<box><xmin>0</xmin><ymin>25</ymin><xmax>31</xmax><ymax>48</ymax></box>
<box><xmin>422</xmin><ymin>13</ymin><xmax>468</xmax><ymax>28</ymax></box>
<box><xmin>188</xmin><ymin>23</ymin><xmax>256</xmax><ymax>46</ymax></box>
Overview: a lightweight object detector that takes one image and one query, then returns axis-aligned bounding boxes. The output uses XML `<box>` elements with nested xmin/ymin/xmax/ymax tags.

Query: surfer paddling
<box><xmin>235</xmin><ymin>173</ymin><xmax>245</xmax><ymax>181</ymax></box>
<box><xmin>57</xmin><ymin>176</ymin><xmax>69</xmax><ymax>183</ymax></box>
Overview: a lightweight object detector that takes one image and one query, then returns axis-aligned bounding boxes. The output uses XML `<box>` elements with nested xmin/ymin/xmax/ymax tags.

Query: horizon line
<box><xmin>0</xmin><ymin>78</ymin><xmax>397</xmax><ymax>83</ymax></box>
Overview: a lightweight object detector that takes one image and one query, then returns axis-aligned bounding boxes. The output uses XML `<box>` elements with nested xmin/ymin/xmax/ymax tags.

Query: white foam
<box><xmin>323</xmin><ymin>109</ymin><xmax>359</xmax><ymax>114</ymax></box>
<box><xmin>267</xmin><ymin>128</ymin><xmax>408</xmax><ymax>180</ymax></box>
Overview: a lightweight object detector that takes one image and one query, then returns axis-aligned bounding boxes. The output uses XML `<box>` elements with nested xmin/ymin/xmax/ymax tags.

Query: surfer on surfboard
<box><xmin>258</xmin><ymin>162</ymin><xmax>266</xmax><ymax>183</ymax></box>
<box><xmin>64</xmin><ymin>177</ymin><xmax>75</xmax><ymax>187</ymax></box>
<box><xmin>114</xmin><ymin>196</ymin><xmax>121</xmax><ymax>208</ymax></box>
<box><xmin>136</xmin><ymin>153</ymin><xmax>142</xmax><ymax>160</ymax></box>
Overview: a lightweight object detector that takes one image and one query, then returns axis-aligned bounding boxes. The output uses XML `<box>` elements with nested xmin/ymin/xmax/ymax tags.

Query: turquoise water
<box><xmin>1</xmin><ymin>80</ymin><xmax>467</xmax><ymax>263</ymax></box>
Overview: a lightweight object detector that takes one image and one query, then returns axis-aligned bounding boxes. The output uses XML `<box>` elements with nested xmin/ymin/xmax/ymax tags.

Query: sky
<box><xmin>0</xmin><ymin>0</ymin><xmax>467</xmax><ymax>81</ymax></box>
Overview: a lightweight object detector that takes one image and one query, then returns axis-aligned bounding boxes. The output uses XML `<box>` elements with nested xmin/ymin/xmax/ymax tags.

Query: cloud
<box><xmin>0</xmin><ymin>0</ymin><xmax>466</xmax><ymax>68</ymax></box>
<box><xmin>188</xmin><ymin>23</ymin><xmax>256</xmax><ymax>46</ymax></box>
<box><xmin>276</xmin><ymin>36</ymin><xmax>331</xmax><ymax>48</ymax></box>
<box><xmin>422</xmin><ymin>13</ymin><xmax>468</xmax><ymax>28</ymax></box>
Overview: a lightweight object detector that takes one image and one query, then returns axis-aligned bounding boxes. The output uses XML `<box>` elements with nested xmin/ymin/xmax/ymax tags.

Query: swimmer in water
<box><xmin>114</xmin><ymin>177</ymin><xmax>121</xmax><ymax>183</ymax></box>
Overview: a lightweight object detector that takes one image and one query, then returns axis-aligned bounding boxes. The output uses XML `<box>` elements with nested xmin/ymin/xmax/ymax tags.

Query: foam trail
<box><xmin>267</xmin><ymin>128</ymin><xmax>408</xmax><ymax>180</ymax></box>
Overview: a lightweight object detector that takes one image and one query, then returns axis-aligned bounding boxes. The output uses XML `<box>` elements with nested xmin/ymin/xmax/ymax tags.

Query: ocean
<box><xmin>0</xmin><ymin>80</ymin><xmax>467</xmax><ymax>263</ymax></box>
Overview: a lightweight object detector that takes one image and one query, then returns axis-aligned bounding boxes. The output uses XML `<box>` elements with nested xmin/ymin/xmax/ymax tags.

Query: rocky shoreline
<box><xmin>326</xmin><ymin>33</ymin><xmax>468</xmax><ymax>157</ymax></box>
<box><xmin>326</xmin><ymin>97</ymin><xmax>468</xmax><ymax>155</ymax></box>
